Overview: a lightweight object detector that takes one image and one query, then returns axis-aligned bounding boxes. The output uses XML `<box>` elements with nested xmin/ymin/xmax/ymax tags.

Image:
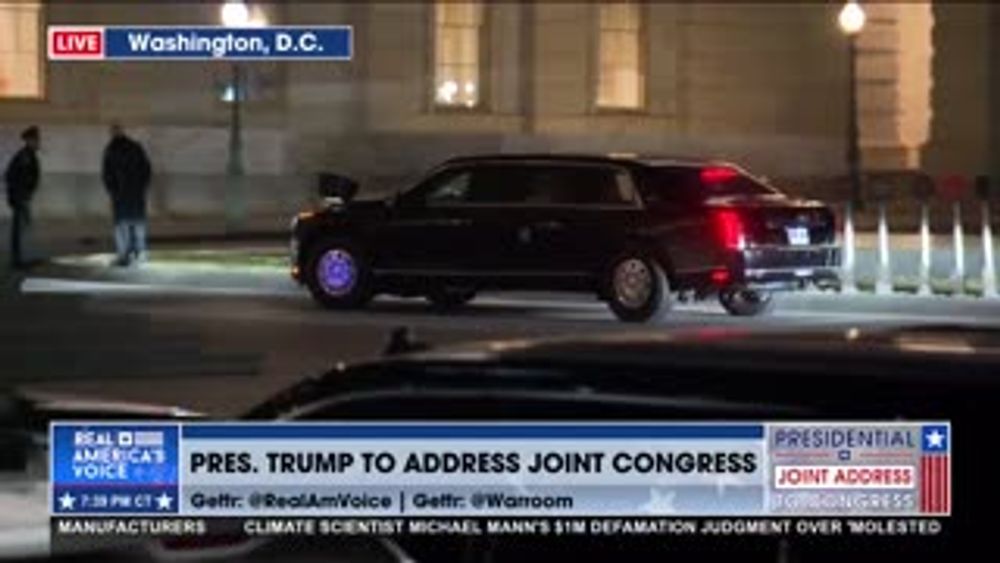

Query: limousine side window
<box><xmin>423</xmin><ymin>169</ymin><xmax>474</xmax><ymax>205</ymax></box>
<box><xmin>466</xmin><ymin>165</ymin><xmax>532</xmax><ymax>203</ymax></box>
<box><xmin>416</xmin><ymin>165</ymin><xmax>530</xmax><ymax>206</ymax></box>
<box><xmin>411</xmin><ymin>162</ymin><xmax>635</xmax><ymax>207</ymax></box>
<box><xmin>524</xmin><ymin>165</ymin><xmax>634</xmax><ymax>206</ymax></box>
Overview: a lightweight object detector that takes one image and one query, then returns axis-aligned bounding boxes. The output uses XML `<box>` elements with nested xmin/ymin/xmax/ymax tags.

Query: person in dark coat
<box><xmin>102</xmin><ymin>123</ymin><xmax>152</xmax><ymax>266</ymax></box>
<box><xmin>4</xmin><ymin>126</ymin><xmax>41</xmax><ymax>270</ymax></box>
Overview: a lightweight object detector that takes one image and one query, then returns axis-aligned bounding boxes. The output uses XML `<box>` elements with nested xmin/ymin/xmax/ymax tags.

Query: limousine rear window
<box><xmin>643</xmin><ymin>166</ymin><xmax>776</xmax><ymax>201</ymax></box>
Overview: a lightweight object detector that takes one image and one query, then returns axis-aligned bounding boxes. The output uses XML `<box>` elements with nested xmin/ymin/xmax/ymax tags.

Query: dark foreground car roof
<box><xmin>245</xmin><ymin>324</ymin><xmax>1000</xmax><ymax>421</ymax></box>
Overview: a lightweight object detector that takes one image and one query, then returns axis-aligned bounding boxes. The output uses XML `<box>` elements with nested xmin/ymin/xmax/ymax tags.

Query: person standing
<box><xmin>4</xmin><ymin>126</ymin><xmax>41</xmax><ymax>270</ymax></box>
<box><xmin>102</xmin><ymin>123</ymin><xmax>152</xmax><ymax>266</ymax></box>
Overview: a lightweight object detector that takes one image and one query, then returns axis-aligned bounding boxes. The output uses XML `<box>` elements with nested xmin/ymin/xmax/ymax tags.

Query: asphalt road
<box><xmin>4</xmin><ymin>275</ymin><xmax>999</xmax><ymax>417</ymax></box>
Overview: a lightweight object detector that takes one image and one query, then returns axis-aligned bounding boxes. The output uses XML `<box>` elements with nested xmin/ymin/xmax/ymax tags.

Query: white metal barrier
<box><xmin>838</xmin><ymin>175</ymin><xmax>996</xmax><ymax>298</ymax></box>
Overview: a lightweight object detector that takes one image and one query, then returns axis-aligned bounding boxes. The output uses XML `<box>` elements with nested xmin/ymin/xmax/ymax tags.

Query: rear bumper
<box><xmin>743</xmin><ymin>267</ymin><xmax>841</xmax><ymax>291</ymax></box>
<box><xmin>680</xmin><ymin>245</ymin><xmax>841</xmax><ymax>292</ymax></box>
<box><xmin>738</xmin><ymin>245</ymin><xmax>841</xmax><ymax>290</ymax></box>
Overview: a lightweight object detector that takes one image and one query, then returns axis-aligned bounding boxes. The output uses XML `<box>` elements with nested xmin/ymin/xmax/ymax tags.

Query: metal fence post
<box><xmin>952</xmin><ymin>201</ymin><xmax>965</xmax><ymax>293</ymax></box>
<box><xmin>976</xmin><ymin>176</ymin><xmax>997</xmax><ymax>298</ymax></box>
<box><xmin>916</xmin><ymin>177</ymin><xmax>934</xmax><ymax>296</ymax></box>
<box><xmin>841</xmin><ymin>200</ymin><xmax>857</xmax><ymax>294</ymax></box>
<box><xmin>983</xmin><ymin>215</ymin><xmax>998</xmax><ymax>300</ymax></box>
<box><xmin>875</xmin><ymin>198</ymin><xmax>893</xmax><ymax>295</ymax></box>
<box><xmin>918</xmin><ymin>201</ymin><xmax>932</xmax><ymax>295</ymax></box>
<box><xmin>982</xmin><ymin>200</ymin><xmax>997</xmax><ymax>298</ymax></box>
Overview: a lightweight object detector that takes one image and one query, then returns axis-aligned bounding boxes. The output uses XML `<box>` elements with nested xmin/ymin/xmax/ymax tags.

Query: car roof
<box><xmin>397</xmin><ymin>324</ymin><xmax>1000</xmax><ymax>379</ymax></box>
<box><xmin>441</xmin><ymin>153</ymin><xmax>736</xmax><ymax>169</ymax></box>
<box><xmin>243</xmin><ymin>325</ymin><xmax>1000</xmax><ymax>420</ymax></box>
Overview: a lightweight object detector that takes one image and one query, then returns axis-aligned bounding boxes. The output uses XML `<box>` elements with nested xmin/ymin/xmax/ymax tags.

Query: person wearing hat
<box><xmin>4</xmin><ymin>126</ymin><xmax>41</xmax><ymax>270</ymax></box>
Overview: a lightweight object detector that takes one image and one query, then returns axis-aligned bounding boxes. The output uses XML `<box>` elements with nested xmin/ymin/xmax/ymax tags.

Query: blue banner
<box><xmin>49</xmin><ymin>422</ymin><xmax>950</xmax><ymax>517</ymax></box>
<box><xmin>48</xmin><ymin>26</ymin><xmax>352</xmax><ymax>61</ymax></box>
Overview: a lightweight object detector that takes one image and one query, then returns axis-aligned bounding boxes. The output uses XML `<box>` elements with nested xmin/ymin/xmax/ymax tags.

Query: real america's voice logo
<box><xmin>47</xmin><ymin>25</ymin><xmax>353</xmax><ymax>61</ymax></box>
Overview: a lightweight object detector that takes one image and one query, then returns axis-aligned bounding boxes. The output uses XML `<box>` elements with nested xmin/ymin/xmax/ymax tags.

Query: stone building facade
<box><xmin>0</xmin><ymin>2</ymin><xmax>996</xmax><ymax>221</ymax></box>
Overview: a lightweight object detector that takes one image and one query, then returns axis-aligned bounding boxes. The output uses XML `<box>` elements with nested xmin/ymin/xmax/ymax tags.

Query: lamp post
<box><xmin>221</xmin><ymin>1</ymin><xmax>250</xmax><ymax>232</ymax></box>
<box><xmin>839</xmin><ymin>2</ymin><xmax>866</xmax><ymax>209</ymax></box>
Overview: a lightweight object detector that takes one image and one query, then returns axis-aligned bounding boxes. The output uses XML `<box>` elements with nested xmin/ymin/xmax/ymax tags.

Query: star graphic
<box><xmin>58</xmin><ymin>492</ymin><xmax>76</xmax><ymax>510</ymax></box>
<box><xmin>156</xmin><ymin>493</ymin><xmax>173</xmax><ymax>510</ymax></box>
<box><xmin>927</xmin><ymin>430</ymin><xmax>945</xmax><ymax>449</ymax></box>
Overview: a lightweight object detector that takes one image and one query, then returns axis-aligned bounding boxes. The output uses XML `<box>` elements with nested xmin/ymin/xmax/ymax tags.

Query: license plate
<box><xmin>786</xmin><ymin>226</ymin><xmax>810</xmax><ymax>246</ymax></box>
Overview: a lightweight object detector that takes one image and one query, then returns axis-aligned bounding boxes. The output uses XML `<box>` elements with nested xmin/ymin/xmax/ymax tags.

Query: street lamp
<box><xmin>221</xmin><ymin>1</ymin><xmax>250</xmax><ymax>232</ymax></box>
<box><xmin>839</xmin><ymin>1</ymin><xmax>866</xmax><ymax>209</ymax></box>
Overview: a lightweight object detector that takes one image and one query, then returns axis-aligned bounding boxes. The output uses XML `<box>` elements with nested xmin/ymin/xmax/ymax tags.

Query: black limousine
<box><xmin>290</xmin><ymin>154</ymin><xmax>840</xmax><ymax>322</ymax></box>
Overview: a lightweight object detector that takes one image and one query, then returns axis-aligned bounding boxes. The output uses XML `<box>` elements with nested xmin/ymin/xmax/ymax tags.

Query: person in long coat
<box><xmin>4</xmin><ymin>126</ymin><xmax>41</xmax><ymax>270</ymax></box>
<box><xmin>102</xmin><ymin>123</ymin><xmax>152</xmax><ymax>266</ymax></box>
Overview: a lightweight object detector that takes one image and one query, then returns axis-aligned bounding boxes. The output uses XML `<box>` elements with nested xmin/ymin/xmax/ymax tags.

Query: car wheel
<box><xmin>606</xmin><ymin>254</ymin><xmax>672</xmax><ymax>323</ymax></box>
<box><xmin>426</xmin><ymin>287</ymin><xmax>477</xmax><ymax>310</ymax></box>
<box><xmin>719</xmin><ymin>286</ymin><xmax>775</xmax><ymax>317</ymax></box>
<box><xmin>304</xmin><ymin>239</ymin><xmax>374</xmax><ymax>309</ymax></box>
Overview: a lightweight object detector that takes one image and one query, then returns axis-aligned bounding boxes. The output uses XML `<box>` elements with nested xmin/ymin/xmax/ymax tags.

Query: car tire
<box><xmin>719</xmin><ymin>286</ymin><xmax>775</xmax><ymax>317</ymax></box>
<box><xmin>605</xmin><ymin>253</ymin><xmax>672</xmax><ymax>323</ymax></box>
<box><xmin>304</xmin><ymin>239</ymin><xmax>374</xmax><ymax>309</ymax></box>
<box><xmin>426</xmin><ymin>287</ymin><xmax>477</xmax><ymax>310</ymax></box>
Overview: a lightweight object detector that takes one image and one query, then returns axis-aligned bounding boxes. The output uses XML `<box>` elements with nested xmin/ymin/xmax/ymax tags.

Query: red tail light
<box><xmin>700</xmin><ymin>166</ymin><xmax>739</xmax><ymax>184</ymax></box>
<box><xmin>710</xmin><ymin>268</ymin><xmax>731</xmax><ymax>285</ymax></box>
<box><xmin>713</xmin><ymin>209</ymin><xmax>745</xmax><ymax>250</ymax></box>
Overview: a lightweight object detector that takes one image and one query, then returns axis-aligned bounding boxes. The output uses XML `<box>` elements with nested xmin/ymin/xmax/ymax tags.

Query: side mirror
<box><xmin>317</xmin><ymin>173</ymin><xmax>359</xmax><ymax>204</ymax></box>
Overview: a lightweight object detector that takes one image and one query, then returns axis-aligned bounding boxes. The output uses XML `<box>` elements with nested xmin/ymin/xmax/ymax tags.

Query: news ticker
<box><xmin>47</xmin><ymin>26</ymin><xmax>351</xmax><ymax>61</ymax></box>
<box><xmin>50</xmin><ymin>516</ymin><xmax>945</xmax><ymax>542</ymax></box>
<box><xmin>50</xmin><ymin>421</ymin><xmax>950</xmax><ymax>522</ymax></box>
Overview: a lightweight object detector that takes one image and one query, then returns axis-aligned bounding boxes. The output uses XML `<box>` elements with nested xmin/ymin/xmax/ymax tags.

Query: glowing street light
<box><xmin>220</xmin><ymin>1</ymin><xmax>252</xmax><ymax>232</ymax></box>
<box><xmin>836</xmin><ymin>2</ymin><xmax>867</xmax><ymax>293</ymax></box>
<box><xmin>838</xmin><ymin>1</ymin><xmax>866</xmax><ymax>210</ymax></box>
<box><xmin>838</xmin><ymin>1</ymin><xmax>867</xmax><ymax>35</ymax></box>
<box><xmin>221</xmin><ymin>1</ymin><xmax>250</xmax><ymax>27</ymax></box>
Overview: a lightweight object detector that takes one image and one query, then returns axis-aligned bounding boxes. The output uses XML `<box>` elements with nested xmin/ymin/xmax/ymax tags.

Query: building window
<box><xmin>433</xmin><ymin>1</ymin><xmax>484</xmax><ymax>108</ymax></box>
<box><xmin>596</xmin><ymin>2</ymin><xmax>643</xmax><ymax>110</ymax></box>
<box><xmin>0</xmin><ymin>2</ymin><xmax>42</xmax><ymax>98</ymax></box>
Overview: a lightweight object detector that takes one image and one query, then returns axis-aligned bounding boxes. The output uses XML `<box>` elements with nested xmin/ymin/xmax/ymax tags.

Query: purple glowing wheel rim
<box><xmin>316</xmin><ymin>248</ymin><xmax>357</xmax><ymax>297</ymax></box>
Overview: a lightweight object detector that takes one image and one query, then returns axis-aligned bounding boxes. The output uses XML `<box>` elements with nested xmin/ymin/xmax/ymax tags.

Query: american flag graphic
<box><xmin>919</xmin><ymin>425</ymin><xmax>950</xmax><ymax>514</ymax></box>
